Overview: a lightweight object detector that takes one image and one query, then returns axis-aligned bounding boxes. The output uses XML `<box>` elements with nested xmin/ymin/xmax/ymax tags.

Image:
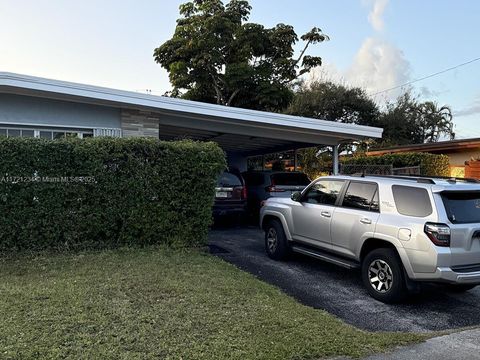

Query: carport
<box><xmin>152</xmin><ymin>102</ymin><xmax>383</xmax><ymax>173</ymax></box>
<box><xmin>0</xmin><ymin>72</ymin><xmax>383</xmax><ymax>172</ymax></box>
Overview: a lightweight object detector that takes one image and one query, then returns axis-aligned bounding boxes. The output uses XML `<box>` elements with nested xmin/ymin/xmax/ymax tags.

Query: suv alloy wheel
<box><xmin>362</xmin><ymin>248</ymin><xmax>406</xmax><ymax>303</ymax></box>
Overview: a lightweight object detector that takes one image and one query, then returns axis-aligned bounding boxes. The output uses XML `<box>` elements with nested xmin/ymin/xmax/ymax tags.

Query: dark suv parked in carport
<box><xmin>213</xmin><ymin>170</ymin><xmax>247</xmax><ymax>220</ymax></box>
<box><xmin>242</xmin><ymin>171</ymin><xmax>310</xmax><ymax>217</ymax></box>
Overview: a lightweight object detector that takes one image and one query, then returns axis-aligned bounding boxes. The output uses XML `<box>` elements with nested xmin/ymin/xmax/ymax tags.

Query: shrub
<box><xmin>341</xmin><ymin>152</ymin><xmax>450</xmax><ymax>176</ymax></box>
<box><xmin>0</xmin><ymin>137</ymin><xmax>226</xmax><ymax>251</ymax></box>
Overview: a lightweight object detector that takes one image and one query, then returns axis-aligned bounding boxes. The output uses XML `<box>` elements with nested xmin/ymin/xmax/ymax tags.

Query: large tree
<box><xmin>286</xmin><ymin>80</ymin><xmax>380</xmax><ymax>164</ymax></box>
<box><xmin>154</xmin><ymin>0</ymin><xmax>329</xmax><ymax>111</ymax></box>
<box><xmin>286</xmin><ymin>81</ymin><xmax>379</xmax><ymax>126</ymax></box>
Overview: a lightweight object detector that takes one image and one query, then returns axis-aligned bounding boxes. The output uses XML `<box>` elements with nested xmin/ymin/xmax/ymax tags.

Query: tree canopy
<box><xmin>287</xmin><ymin>83</ymin><xmax>455</xmax><ymax>148</ymax></box>
<box><xmin>286</xmin><ymin>81</ymin><xmax>379</xmax><ymax>126</ymax></box>
<box><xmin>376</xmin><ymin>93</ymin><xmax>454</xmax><ymax>148</ymax></box>
<box><xmin>154</xmin><ymin>0</ymin><xmax>329</xmax><ymax>111</ymax></box>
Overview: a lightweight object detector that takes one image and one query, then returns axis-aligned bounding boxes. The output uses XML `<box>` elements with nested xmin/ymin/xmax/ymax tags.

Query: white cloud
<box><xmin>367</xmin><ymin>0</ymin><xmax>389</xmax><ymax>32</ymax></box>
<box><xmin>454</xmin><ymin>95</ymin><xmax>480</xmax><ymax>117</ymax></box>
<box><xmin>309</xmin><ymin>37</ymin><xmax>411</xmax><ymax>100</ymax></box>
<box><xmin>308</xmin><ymin>0</ymin><xmax>422</xmax><ymax>101</ymax></box>
<box><xmin>346</xmin><ymin>37</ymin><xmax>411</xmax><ymax>99</ymax></box>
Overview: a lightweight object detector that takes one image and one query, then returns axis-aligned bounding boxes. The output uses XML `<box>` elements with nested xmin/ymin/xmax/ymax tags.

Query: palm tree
<box><xmin>418</xmin><ymin>101</ymin><xmax>454</xmax><ymax>143</ymax></box>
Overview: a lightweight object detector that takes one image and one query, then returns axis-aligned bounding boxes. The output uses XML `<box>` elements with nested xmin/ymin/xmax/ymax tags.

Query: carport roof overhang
<box><xmin>0</xmin><ymin>72</ymin><xmax>383</xmax><ymax>155</ymax></box>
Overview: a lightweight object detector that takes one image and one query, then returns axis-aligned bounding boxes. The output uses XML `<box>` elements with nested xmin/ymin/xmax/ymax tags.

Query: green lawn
<box><xmin>0</xmin><ymin>247</ymin><xmax>426</xmax><ymax>359</ymax></box>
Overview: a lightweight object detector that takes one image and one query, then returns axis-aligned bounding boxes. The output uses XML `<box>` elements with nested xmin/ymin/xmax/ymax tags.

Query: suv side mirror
<box><xmin>291</xmin><ymin>191</ymin><xmax>302</xmax><ymax>202</ymax></box>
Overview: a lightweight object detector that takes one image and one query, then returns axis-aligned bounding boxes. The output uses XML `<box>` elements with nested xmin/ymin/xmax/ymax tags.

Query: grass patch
<box><xmin>0</xmin><ymin>247</ymin><xmax>426</xmax><ymax>359</ymax></box>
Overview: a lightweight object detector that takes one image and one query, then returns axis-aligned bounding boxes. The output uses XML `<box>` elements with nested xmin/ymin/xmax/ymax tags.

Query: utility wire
<box><xmin>370</xmin><ymin>56</ymin><xmax>480</xmax><ymax>96</ymax></box>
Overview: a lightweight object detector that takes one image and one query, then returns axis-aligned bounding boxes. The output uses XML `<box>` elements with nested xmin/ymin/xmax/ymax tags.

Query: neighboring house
<box><xmin>0</xmin><ymin>72</ymin><xmax>382</xmax><ymax>172</ymax></box>
<box><xmin>367</xmin><ymin>138</ymin><xmax>480</xmax><ymax>178</ymax></box>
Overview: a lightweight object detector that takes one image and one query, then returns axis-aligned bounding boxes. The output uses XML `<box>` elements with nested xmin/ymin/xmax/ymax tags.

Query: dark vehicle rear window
<box><xmin>392</xmin><ymin>185</ymin><xmax>432</xmax><ymax>217</ymax></box>
<box><xmin>271</xmin><ymin>173</ymin><xmax>310</xmax><ymax>186</ymax></box>
<box><xmin>217</xmin><ymin>172</ymin><xmax>242</xmax><ymax>186</ymax></box>
<box><xmin>243</xmin><ymin>172</ymin><xmax>265</xmax><ymax>186</ymax></box>
<box><xmin>441</xmin><ymin>191</ymin><xmax>480</xmax><ymax>224</ymax></box>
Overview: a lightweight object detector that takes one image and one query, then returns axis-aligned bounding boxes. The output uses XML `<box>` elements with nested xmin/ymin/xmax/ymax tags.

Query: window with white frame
<box><xmin>0</xmin><ymin>126</ymin><xmax>122</xmax><ymax>139</ymax></box>
<box><xmin>0</xmin><ymin>126</ymin><xmax>94</xmax><ymax>139</ymax></box>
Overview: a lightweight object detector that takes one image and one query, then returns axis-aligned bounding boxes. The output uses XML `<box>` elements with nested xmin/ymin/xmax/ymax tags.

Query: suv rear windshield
<box><xmin>392</xmin><ymin>185</ymin><xmax>433</xmax><ymax>217</ymax></box>
<box><xmin>243</xmin><ymin>172</ymin><xmax>265</xmax><ymax>186</ymax></box>
<box><xmin>217</xmin><ymin>172</ymin><xmax>242</xmax><ymax>187</ymax></box>
<box><xmin>270</xmin><ymin>173</ymin><xmax>310</xmax><ymax>186</ymax></box>
<box><xmin>441</xmin><ymin>191</ymin><xmax>480</xmax><ymax>224</ymax></box>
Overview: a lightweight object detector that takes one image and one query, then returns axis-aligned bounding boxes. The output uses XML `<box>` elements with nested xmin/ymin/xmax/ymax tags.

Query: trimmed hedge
<box><xmin>0</xmin><ymin>137</ymin><xmax>226</xmax><ymax>251</ymax></box>
<box><xmin>341</xmin><ymin>152</ymin><xmax>450</xmax><ymax>176</ymax></box>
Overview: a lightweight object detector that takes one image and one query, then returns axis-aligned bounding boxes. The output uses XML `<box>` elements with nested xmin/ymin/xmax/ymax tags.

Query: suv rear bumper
<box><xmin>414</xmin><ymin>267</ymin><xmax>480</xmax><ymax>284</ymax></box>
<box><xmin>213</xmin><ymin>202</ymin><xmax>247</xmax><ymax>217</ymax></box>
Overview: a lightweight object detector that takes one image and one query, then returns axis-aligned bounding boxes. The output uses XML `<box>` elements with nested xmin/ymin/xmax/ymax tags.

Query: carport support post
<box><xmin>332</xmin><ymin>144</ymin><xmax>339</xmax><ymax>175</ymax></box>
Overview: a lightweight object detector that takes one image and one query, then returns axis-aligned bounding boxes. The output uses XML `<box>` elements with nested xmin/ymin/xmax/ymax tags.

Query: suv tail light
<box><xmin>265</xmin><ymin>186</ymin><xmax>286</xmax><ymax>193</ymax></box>
<box><xmin>265</xmin><ymin>180</ymin><xmax>286</xmax><ymax>193</ymax></box>
<box><xmin>424</xmin><ymin>223</ymin><xmax>451</xmax><ymax>247</ymax></box>
<box><xmin>241</xmin><ymin>186</ymin><xmax>247</xmax><ymax>200</ymax></box>
<box><xmin>265</xmin><ymin>178</ymin><xmax>285</xmax><ymax>193</ymax></box>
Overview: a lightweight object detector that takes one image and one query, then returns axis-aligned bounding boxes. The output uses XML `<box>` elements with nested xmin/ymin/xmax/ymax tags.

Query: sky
<box><xmin>0</xmin><ymin>0</ymin><xmax>479</xmax><ymax>138</ymax></box>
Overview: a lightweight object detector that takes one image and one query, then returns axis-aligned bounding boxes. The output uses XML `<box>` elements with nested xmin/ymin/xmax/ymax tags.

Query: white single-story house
<box><xmin>0</xmin><ymin>72</ymin><xmax>383</xmax><ymax>173</ymax></box>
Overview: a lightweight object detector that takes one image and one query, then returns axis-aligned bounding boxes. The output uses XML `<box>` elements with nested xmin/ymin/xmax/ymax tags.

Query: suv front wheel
<box><xmin>362</xmin><ymin>248</ymin><xmax>406</xmax><ymax>303</ymax></box>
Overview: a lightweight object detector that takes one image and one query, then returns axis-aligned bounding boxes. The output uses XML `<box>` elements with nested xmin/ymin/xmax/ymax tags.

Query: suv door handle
<box><xmin>321</xmin><ymin>211</ymin><xmax>331</xmax><ymax>218</ymax></box>
<box><xmin>360</xmin><ymin>218</ymin><xmax>372</xmax><ymax>225</ymax></box>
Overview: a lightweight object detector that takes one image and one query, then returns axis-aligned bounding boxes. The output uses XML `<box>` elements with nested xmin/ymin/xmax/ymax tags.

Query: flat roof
<box><xmin>0</xmin><ymin>72</ymin><xmax>383</xmax><ymax>155</ymax></box>
<box><xmin>367</xmin><ymin>138</ymin><xmax>480</xmax><ymax>156</ymax></box>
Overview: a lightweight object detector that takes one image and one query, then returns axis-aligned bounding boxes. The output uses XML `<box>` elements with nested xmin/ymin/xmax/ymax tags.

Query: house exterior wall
<box><xmin>120</xmin><ymin>109</ymin><xmax>160</xmax><ymax>138</ymax></box>
<box><xmin>447</xmin><ymin>149</ymin><xmax>480</xmax><ymax>166</ymax></box>
<box><xmin>0</xmin><ymin>94</ymin><xmax>121</xmax><ymax>129</ymax></box>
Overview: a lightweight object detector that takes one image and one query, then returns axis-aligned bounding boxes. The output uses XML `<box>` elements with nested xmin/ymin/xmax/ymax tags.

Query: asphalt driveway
<box><xmin>208</xmin><ymin>226</ymin><xmax>480</xmax><ymax>333</ymax></box>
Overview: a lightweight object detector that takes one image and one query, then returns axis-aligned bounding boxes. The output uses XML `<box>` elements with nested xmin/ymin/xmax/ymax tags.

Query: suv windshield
<box><xmin>441</xmin><ymin>191</ymin><xmax>480</xmax><ymax>224</ymax></box>
<box><xmin>271</xmin><ymin>173</ymin><xmax>310</xmax><ymax>186</ymax></box>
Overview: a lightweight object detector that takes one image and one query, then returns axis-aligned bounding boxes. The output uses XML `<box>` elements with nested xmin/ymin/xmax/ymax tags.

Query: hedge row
<box><xmin>341</xmin><ymin>152</ymin><xmax>450</xmax><ymax>176</ymax></box>
<box><xmin>0</xmin><ymin>137</ymin><xmax>226</xmax><ymax>251</ymax></box>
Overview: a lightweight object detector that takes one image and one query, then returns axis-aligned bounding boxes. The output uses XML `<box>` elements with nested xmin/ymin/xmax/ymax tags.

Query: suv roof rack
<box><xmin>349</xmin><ymin>173</ymin><xmax>480</xmax><ymax>185</ymax></box>
<box><xmin>414</xmin><ymin>175</ymin><xmax>480</xmax><ymax>184</ymax></box>
<box><xmin>350</xmin><ymin>173</ymin><xmax>436</xmax><ymax>184</ymax></box>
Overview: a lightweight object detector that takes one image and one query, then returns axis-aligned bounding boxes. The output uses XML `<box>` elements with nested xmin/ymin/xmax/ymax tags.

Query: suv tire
<box><xmin>265</xmin><ymin>219</ymin><xmax>290</xmax><ymax>260</ymax></box>
<box><xmin>362</xmin><ymin>248</ymin><xmax>406</xmax><ymax>303</ymax></box>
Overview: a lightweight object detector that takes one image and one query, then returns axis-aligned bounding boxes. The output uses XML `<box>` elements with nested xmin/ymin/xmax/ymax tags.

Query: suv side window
<box><xmin>342</xmin><ymin>182</ymin><xmax>379</xmax><ymax>212</ymax></box>
<box><xmin>303</xmin><ymin>180</ymin><xmax>345</xmax><ymax>205</ymax></box>
<box><xmin>392</xmin><ymin>185</ymin><xmax>432</xmax><ymax>217</ymax></box>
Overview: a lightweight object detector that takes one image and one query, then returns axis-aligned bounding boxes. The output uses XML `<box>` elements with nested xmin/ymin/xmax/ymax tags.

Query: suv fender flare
<box><xmin>359</xmin><ymin>236</ymin><xmax>416</xmax><ymax>279</ymax></box>
<box><xmin>261</xmin><ymin>210</ymin><xmax>293</xmax><ymax>241</ymax></box>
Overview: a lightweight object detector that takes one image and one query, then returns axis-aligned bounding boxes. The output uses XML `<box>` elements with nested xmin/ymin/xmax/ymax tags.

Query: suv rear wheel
<box><xmin>264</xmin><ymin>219</ymin><xmax>290</xmax><ymax>260</ymax></box>
<box><xmin>362</xmin><ymin>248</ymin><xmax>406</xmax><ymax>303</ymax></box>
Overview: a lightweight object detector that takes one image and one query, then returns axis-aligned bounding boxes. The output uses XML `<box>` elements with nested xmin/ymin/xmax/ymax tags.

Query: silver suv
<box><xmin>260</xmin><ymin>175</ymin><xmax>480</xmax><ymax>303</ymax></box>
